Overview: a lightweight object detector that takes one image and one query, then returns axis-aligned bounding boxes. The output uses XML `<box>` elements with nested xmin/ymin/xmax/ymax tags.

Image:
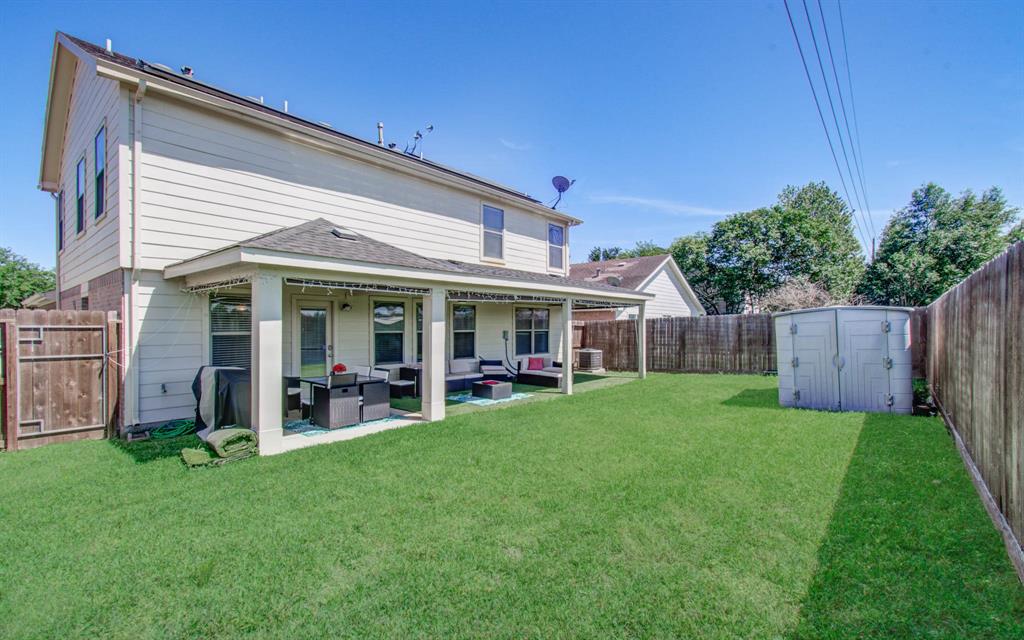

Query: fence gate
<box><xmin>1</xmin><ymin>309</ymin><xmax>120</xmax><ymax>451</ymax></box>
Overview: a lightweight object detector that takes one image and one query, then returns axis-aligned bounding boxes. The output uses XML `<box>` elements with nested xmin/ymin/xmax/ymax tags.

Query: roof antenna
<box><xmin>404</xmin><ymin>124</ymin><xmax>434</xmax><ymax>158</ymax></box>
<box><xmin>550</xmin><ymin>176</ymin><xmax>576</xmax><ymax>209</ymax></box>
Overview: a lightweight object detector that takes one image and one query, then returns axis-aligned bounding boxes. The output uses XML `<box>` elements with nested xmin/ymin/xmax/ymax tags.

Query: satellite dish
<box><xmin>550</xmin><ymin>176</ymin><xmax>576</xmax><ymax>209</ymax></box>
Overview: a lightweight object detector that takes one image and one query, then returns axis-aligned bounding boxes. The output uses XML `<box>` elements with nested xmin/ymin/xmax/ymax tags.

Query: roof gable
<box><xmin>38</xmin><ymin>34</ymin><xmax>97</xmax><ymax>190</ymax></box>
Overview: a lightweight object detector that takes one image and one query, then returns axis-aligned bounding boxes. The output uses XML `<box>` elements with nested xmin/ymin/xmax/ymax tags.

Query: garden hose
<box><xmin>149</xmin><ymin>418</ymin><xmax>197</xmax><ymax>439</ymax></box>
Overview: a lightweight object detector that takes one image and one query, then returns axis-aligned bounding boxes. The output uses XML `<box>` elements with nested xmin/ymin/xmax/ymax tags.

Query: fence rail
<box><xmin>579</xmin><ymin>314</ymin><xmax>776</xmax><ymax>374</ymax></box>
<box><xmin>1</xmin><ymin>309</ymin><xmax>120</xmax><ymax>450</ymax></box>
<box><xmin>923</xmin><ymin>242</ymin><xmax>1023</xmax><ymax>573</ymax></box>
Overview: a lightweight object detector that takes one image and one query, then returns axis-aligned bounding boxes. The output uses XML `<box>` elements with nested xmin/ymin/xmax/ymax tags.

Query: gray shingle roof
<box><xmin>569</xmin><ymin>254</ymin><xmax>671</xmax><ymax>291</ymax></box>
<box><xmin>186</xmin><ymin>218</ymin><xmax>633</xmax><ymax>295</ymax></box>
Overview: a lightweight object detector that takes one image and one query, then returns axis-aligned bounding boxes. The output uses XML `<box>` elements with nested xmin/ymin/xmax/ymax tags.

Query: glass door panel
<box><xmin>299</xmin><ymin>305</ymin><xmax>331</xmax><ymax>376</ymax></box>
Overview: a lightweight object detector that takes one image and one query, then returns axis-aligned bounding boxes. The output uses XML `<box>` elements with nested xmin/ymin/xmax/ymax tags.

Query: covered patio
<box><xmin>163</xmin><ymin>219</ymin><xmax>650</xmax><ymax>455</ymax></box>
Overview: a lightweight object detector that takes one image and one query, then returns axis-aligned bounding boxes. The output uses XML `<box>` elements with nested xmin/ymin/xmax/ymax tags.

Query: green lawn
<box><xmin>1</xmin><ymin>374</ymin><xmax>1021</xmax><ymax>639</ymax></box>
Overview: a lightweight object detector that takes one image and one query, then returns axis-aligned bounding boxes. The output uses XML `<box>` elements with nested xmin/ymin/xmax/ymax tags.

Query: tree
<box><xmin>1006</xmin><ymin>221</ymin><xmax>1024</xmax><ymax>245</ymax></box>
<box><xmin>668</xmin><ymin>233</ymin><xmax>722</xmax><ymax>314</ymax></box>
<box><xmin>777</xmin><ymin>182</ymin><xmax>864</xmax><ymax>300</ymax></box>
<box><xmin>859</xmin><ymin>184</ymin><xmax>1019</xmax><ymax>306</ymax></box>
<box><xmin>0</xmin><ymin>247</ymin><xmax>55</xmax><ymax>308</ymax></box>
<box><xmin>619</xmin><ymin>240</ymin><xmax>667</xmax><ymax>258</ymax></box>
<box><xmin>760</xmin><ymin>276</ymin><xmax>836</xmax><ymax>313</ymax></box>
<box><xmin>587</xmin><ymin>246</ymin><xmax>622</xmax><ymax>262</ymax></box>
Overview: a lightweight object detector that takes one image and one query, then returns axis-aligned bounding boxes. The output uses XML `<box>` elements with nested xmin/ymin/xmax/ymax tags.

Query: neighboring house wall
<box><xmin>620</xmin><ymin>264</ymin><xmax>703</xmax><ymax>319</ymax></box>
<box><xmin>56</xmin><ymin>60</ymin><xmax>123</xmax><ymax>295</ymax></box>
<box><xmin>135</xmin><ymin>94</ymin><xmax>567</xmax><ymax>275</ymax></box>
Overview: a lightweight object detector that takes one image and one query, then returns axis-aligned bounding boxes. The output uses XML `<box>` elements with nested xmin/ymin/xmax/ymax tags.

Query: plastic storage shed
<box><xmin>774</xmin><ymin>306</ymin><xmax>913</xmax><ymax>414</ymax></box>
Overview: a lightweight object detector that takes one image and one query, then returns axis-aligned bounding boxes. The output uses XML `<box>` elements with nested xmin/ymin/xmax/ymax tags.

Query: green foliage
<box><xmin>0</xmin><ymin>247</ymin><xmax>55</xmax><ymax>308</ymax></box>
<box><xmin>2</xmin><ymin>375</ymin><xmax>1020</xmax><ymax>637</ymax></box>
<box><xmin>619</xmin><ymin>240</ymin><xmax>667</xmax><ymax>258</ymax></box>
<box><xmin>1006</xmin><ymin>221</ymin><xmax>1023</xmax><ymax>245</ymax></box>
<box><xmin>859</xmin><ymin>184</ymin><xmax>1020</xmax><ymax>306</ymax></box>
<box><xmin>668</xmin><ymin>233</ymin><xmax>722</xmax><ymax>313</ymax></box>
<box><xmin>666</xmin><ymin>183</ymin><xmax>864</xmax><ymax>314</ymax></box>
<box><xmin>587</xmin><ymin>246</ymin><xmax>622</xmax><ymax>262</ymax></box>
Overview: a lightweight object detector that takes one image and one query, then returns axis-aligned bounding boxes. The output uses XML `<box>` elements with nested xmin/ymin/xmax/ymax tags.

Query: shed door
<box><xmin>837</xmin><ymin>308</ymin><xmax>889</xmax><ymax>412</ymax></box>
<box><xmin>790</xmin><ymin>309</ymin><xmax>840</xmax><ymax>410</ymax></box>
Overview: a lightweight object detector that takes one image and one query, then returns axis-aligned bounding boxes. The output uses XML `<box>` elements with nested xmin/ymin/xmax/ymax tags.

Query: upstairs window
<box><xmin>373</xmin><ymin>301</ymin><xmax>405</xmax><ymax>365</ymax></box>
<box><xmin>94</xmin><ymin>127</ymin><xmax>106</xmax><ymax>218</ymax></box>
<box><xmin>515</xmin><ymin>307</ymin><xmax>550</xmax><ymax>356</ymax></box>
<box><xmin>452</xmin><ymin>305</ymin><xmax>476</xmax><ymax>359</ymax></box>
<box><xmin>482</xmin><ymin>205</ymin><xmax>504</xmax><ymax>260</ymax></box>
<box><xmin>57</xmin><ymin>191</ymin><xmax>64</xmax><ymax>251</ymax></box>
<box><xmin>210</xmin><ymin>296</ymin><xmax>252</xmax><ymax>368</ymax></box>
<box><xmin>548</xmin><ymin>224</ymin><xmax>565</xmax><ymax>270</ymax></box>
<box><xmin>75</xmin><ymin>158</ymin><xmax>85</xmax><ymax>234</ymax></box>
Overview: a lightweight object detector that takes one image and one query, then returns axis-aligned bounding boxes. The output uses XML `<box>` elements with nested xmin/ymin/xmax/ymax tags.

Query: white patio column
<box><xmin>422</xmin><ymin>287</ymin><xmax>447</xmax><ymax>421</ymax></box>
<box><xmin>561</xmin><ymin>297</ymin><xmax>574</xmax><ymax>395</ymax></box>
<box><xmin>637</xmin><ymin>300</ymin><xmax>647</xmax><ymax>379</ymax></box>
<box><xmin>251</xmin><ymin>272</ymin><xmax>283</xmax><ymax>455</ymax></box>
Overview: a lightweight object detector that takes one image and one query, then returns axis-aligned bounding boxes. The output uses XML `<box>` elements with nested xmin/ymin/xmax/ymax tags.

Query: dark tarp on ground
<box><xmin>191</xmin><ymin>366</ymin><xmax>252</xmax><ymax>440</ymax></box>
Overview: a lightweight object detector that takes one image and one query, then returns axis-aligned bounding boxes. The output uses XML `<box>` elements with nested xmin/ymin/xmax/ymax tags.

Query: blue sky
<box><xmin>1</xmin><ymin>0</ymin><xmax>1021</xmax><ymax>269</ymax></box>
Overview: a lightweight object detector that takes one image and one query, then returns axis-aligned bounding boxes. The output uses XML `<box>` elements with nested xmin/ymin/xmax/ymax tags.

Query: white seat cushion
<box><xmin>449</xmin><ymin>359</ymin><xmax>478</xmax><ymax>374</ymax></box>
<box><xmin>462</xmin><ymin>373</ymin><xmax>483</xmax><ymax>380</ymax></box>
<box><xmin>542</xmin><ymin>366</ymin><xmax>562</xmax><ymax>374</ymax></box>
<box><xmin>480</xmin><ymin>365</ymin><xmax>506</xmax><ymax>375</ymax></box>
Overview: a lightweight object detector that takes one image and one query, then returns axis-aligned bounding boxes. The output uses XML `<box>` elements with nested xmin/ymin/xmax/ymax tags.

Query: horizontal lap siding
<box><xmin>642</xmin><ymin>267</ymin><xmax>699</xmax><ymax>318</ymax></box>
<box><xmin>138</xmin><ymin>95</ymin><xmax>557</xmax><ymax>274</ymax></box>
<box><xmin>135</xmin><ymin>270</ymin><xmax>204</xmax><ymax>424</ymax></box>
<box><xmin>58</xmin><ymin>62</ymin><xmax>122</xmax><ymax>290</ymax></box>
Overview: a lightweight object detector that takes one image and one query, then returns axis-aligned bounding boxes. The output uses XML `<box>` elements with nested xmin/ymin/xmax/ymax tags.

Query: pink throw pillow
<box><xmin>527</xmin><ymin>357</ymin><xmax>545</xmax><ymax>371</ymax></box>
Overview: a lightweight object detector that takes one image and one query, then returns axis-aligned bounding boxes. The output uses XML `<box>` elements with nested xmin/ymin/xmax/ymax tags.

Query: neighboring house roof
<box><xmin>569</xmin><ymin>255</ymin><xmax>672</xmax><ymax>290</ymax></box>
<box><xmin>169</xmin><ymin>218</ymin><xmax>644</xmax><ymax>298</ymax></box>
<box><xmin>21</xmin><ymin>289</ymin><xmax>57</xmax><ymax>308</ymax></box>
<box><xmin>569</xmin><ymin>254</ymin><xmax>705</xmax><ymax>315</ymax></box>
<box><xmin>40</xmin><ymin>33</ymin><xmax>581</xmax><ymax>225</ymax></box>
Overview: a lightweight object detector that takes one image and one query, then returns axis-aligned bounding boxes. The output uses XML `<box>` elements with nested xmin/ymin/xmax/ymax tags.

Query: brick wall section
<box><xmin>87</xmin><ymin>269</ymin><xmax>125</xmax><ymax>312</ymax></box>
<box><xmin>59</xmin><ymin>284</ymin><xmax>82</xmax><ymax>310</ymax></box>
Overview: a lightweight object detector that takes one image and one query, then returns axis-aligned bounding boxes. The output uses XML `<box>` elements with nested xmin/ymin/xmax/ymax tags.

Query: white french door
<box><xmin>296</xmin><ymin>301</ymin><xmax>333</xmax><ymax>377</ymax></box>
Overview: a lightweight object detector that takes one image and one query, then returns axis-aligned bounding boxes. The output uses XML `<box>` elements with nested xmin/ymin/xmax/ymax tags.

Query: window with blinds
<box><xmin>452</xmin><ymin>305</ymin><xmax>476</xmax><ymax>359</ymax></box>
<box><xmin>373</xmin><ymin>301</ymin><xmax>405</xmax><ymax>365</ymax></box>
<box><xmin>515</xmin><ymin>307</ymin><xmax>550</xmax><ymax>355</ymax></box>
<box><xmin>210</xmin><ymin>296</ymin><xmax>252</xmax><ymax>368</ymax></box>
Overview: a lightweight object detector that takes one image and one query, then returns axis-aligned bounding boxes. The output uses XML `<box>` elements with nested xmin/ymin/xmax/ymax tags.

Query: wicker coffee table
<box><xmin>472</xmin><ymin>380</ymin><xmax>512</xmax><ymax>400</ymax></box>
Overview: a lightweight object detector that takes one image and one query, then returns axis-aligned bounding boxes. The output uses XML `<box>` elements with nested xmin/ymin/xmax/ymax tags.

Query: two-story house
<box><xmin>38</xmin><ymin>33</ymin><xmax>650</xmax><ymax>454</ymax></box>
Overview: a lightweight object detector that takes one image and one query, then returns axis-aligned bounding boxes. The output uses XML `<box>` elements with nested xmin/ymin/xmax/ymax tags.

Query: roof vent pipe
<box><xmin>377</xmin><ymin>122</ymin><xmax>384</xmax><ymax>146</ymax></box>
<box><xmin>283</xmin><ymin>100</ymin><xmax>289</xmax><ymax>113</ymax></box>
<box><xmin>105</xmin><ymin>39</ymin><xmax>112</xmax><ymax>53</ymax></box>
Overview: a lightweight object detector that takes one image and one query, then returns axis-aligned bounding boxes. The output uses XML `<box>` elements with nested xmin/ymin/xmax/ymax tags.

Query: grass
<box><xmin>1</xmin><ymin>374</ymin><xmax>1021</xmax><ymax>639</ymax></box>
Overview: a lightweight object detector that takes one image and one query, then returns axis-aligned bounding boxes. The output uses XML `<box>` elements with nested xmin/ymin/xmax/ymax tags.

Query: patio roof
<box><xmin>166</xmin><ymin>218</ymin><xmax>652</xmax><ymax>303</ymax></box>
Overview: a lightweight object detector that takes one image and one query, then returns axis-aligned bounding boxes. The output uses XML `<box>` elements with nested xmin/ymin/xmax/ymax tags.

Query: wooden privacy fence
<box><xmin>579</xmin><ymin>314</ymin><xmax>776</xmax><ymax>374</ymax></box>
<box><xmin>1</xmin><ymin>309</ymin><xmax>120</xmax><ymax>451</ymax></box>
<box><xmin>921</xmin><ymin>242</ymin><xmax>1023</xmax><ymax>576</ymax></box>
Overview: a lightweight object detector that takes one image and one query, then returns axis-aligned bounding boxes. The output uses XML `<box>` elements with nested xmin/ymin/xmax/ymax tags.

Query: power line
<box><xmin>799</xmin><ymin>0</ymin><xmax>874</xmax><ymax>244</ymax></box>
<box><xmin>835</xmin><ymin>0</ymin><xmax>876</xmax><ymax>240</ymax></box>
<box><xmin>782</xmin><ymin>0</ymin><xmax>869</xmax><ymax>250</ymax></box>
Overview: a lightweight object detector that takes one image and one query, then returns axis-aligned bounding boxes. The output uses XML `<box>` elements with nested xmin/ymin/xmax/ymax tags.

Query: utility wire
<box><xmin>782</xmin><ymin>0</ymin><xmax>869</xmax><ymax>250</ymax></box>
<box><xmin>800</xmin><ymin>0</ymin><xmax>873</xmax><ymax>245</ymax></box>
<box><xmin>836</xmin><ymin>0</ymin><xmax>876</xmax><ymax>240</ymax></box>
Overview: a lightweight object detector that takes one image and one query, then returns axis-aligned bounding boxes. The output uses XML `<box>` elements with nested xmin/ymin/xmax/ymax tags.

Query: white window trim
<box><xmin>370</xmin><ymin>298</ymin><xmax>407</xmax><ymax>366</ymax></box>
<box><xmin>75</xmin><ymin>154</ymin><xmax>87</xmax><ymax>236</ymax></box>
<box><xmin>93</xmin><ymin>121</ymin><xmax>108</xmax><ymax>222</ymax></box>
<box><xmin>480</xmin><ymin>203</ymin><xmax>505</xmax><ymax>264</ymax></box>
<box><xmin>547</xmin><ymin>223</ymin><xmax>566</xmax><ymax>273</ymax></box>
<box><xmin>57</xmin><ymin>190</ymin><xmax>66</xmax><ymax>255</ymax></box>
<box><xmin>450</xmin><ymin>303</ymin><xmax>477</xmax><ymax>360</ymax></box>
<box><xmin>513</xmin><ymin>305</ymin><xmax>552</xmax><ymax>356</ymax></box>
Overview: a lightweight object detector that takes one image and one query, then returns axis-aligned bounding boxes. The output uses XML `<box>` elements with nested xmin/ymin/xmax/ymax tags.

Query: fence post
<box><xmin>2</xmin><ymin>317</ymin><xmax>18</xmax><ymax>451</ymax></box>
<box><xmin>105</xmin><ymin>312</ymin><xmax>120</xmax><ymax>439</ymax></box>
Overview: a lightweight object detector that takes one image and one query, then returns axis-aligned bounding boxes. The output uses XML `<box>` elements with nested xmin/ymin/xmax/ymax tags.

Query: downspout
<box><xmin>50</xmin><ymin>192</ymin><xmax>61</xmax><ymax>308</ymax></box>
<box><xmin>125</xmin><ymin>78</ymin><xmax>146</xmax><ymax>428</ymax></box>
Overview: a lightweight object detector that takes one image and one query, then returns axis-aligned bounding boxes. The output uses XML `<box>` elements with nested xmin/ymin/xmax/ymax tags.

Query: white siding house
<box><xmin>37</xmin><ymin>33</ymin><xmax>650</xmax><ymax>453</ymax></box>
<box><xmin>570</xmin><ymin>255</ymin><xmax>704</xmax><ymax>320</ymax></box>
